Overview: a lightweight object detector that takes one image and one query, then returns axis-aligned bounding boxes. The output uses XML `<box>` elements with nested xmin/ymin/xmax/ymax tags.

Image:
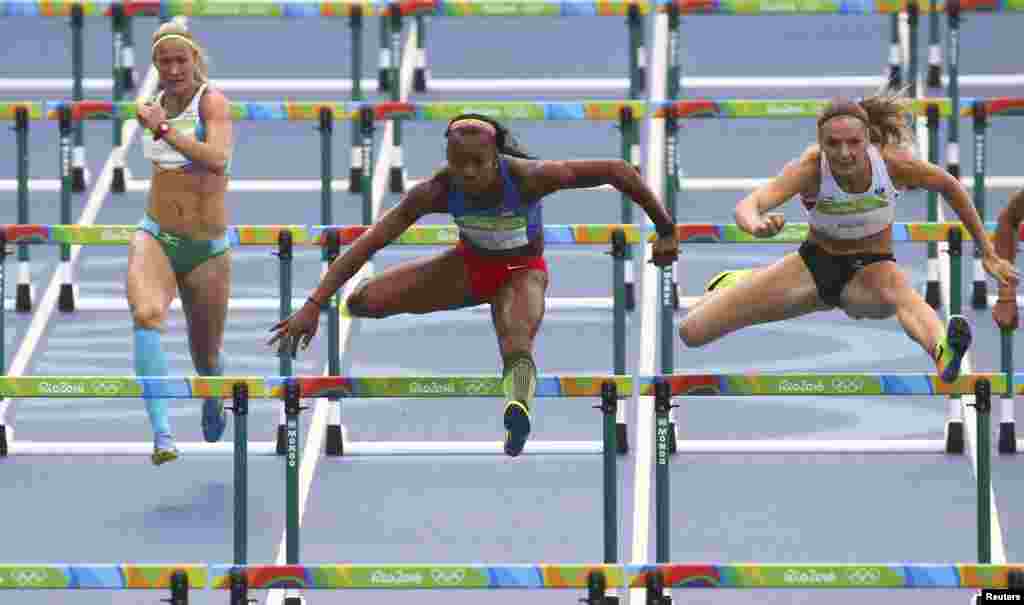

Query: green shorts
<box><xmin>137</xmin><ymin>215</ymin><xmax>230</xmax><ymax>276</ymax></box>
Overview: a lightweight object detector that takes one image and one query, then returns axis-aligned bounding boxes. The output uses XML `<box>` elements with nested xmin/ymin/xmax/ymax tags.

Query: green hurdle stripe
<box><xmin>7</xmin><ymin>98</ymin><xmax>1024</xmax><ymax>122</ymax></box>
<box><xmin>0</xmin><ymin>565</ymin><xmax>206</xmax><ymax>589</ymax></box>
<box><xmin>0</xmin><ymin>375</ymin><xmax>633</xmax><ymax>399</ymax></box>
<box><xmin>209</xmin><ymin>564</ymin><xmax>625</xmax><ymax>589</ymax></box>
<box><xmin>639</xmin><ymin>373</ymin><xmax>1015</xmax><ymax>396</ymax></box>
<box><xmin>626</xmin><ymin>563</ymin><xmax>1024</xmax><ymax>588</ymax></box>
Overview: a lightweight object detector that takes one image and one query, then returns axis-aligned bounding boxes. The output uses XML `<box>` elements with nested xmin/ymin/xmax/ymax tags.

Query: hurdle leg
<box><xmin>1000</xmin><ymin>328</ymin><xmax>1017</xmax><ymax>454</ymax></box>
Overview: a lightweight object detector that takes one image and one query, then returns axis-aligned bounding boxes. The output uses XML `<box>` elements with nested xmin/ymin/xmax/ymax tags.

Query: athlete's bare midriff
<box><xmin>807</xmin><ymin>225</ymin><xmax>894</xmax><ymax>256</ymax></box>
<box><xmin>147</xmin><ymin>166</ymin><xmax>228</xmax><ymax>240</ymax></box>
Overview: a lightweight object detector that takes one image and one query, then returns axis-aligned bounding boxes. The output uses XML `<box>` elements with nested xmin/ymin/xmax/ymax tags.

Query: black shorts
<box><xmin>798</xmin><ymin>240</ymin><xmax>895</xmax><ymax>307</ymax></box>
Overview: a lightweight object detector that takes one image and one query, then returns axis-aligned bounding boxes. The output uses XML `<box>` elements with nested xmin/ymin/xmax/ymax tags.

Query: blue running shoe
<box><xmin>936</xmin><ymin>315</ymin><xmax>972</xmax><ymax>384</ymax></box>
<box><xmin>503</xmin><ymin>400</ymin><xmax>531</xmax><ymax>457</ymax></box>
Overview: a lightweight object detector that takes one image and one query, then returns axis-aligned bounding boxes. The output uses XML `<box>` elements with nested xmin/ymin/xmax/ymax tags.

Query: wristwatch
<box><xmin>153</xmin><ymin>121</ymin><xmax>170</xmax><ymax>141</ymax></box>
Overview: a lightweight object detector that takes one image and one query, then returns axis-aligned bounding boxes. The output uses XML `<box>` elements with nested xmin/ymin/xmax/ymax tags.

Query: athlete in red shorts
<box><xmin>270</xmin><ymin>114</ymin><xmax>678</xmax><ymax>456</ymax></box>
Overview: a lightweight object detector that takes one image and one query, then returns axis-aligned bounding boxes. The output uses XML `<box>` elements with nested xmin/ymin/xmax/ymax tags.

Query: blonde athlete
<box><xmin>131</xmin><ymin>23</ymin><xmax>234</xmax><ymax>465</ymax></box>
<box><xmin>680</xmin><ymin>91</ymin><xmax>1018</xmax><ymax>383</ymax></box>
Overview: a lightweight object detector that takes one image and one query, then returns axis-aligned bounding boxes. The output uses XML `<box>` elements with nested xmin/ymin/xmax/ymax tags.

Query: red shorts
<box><xmin>455</xmin><ymin>241</ymin><xmax>548</xmax><ymax>303</ymax></box>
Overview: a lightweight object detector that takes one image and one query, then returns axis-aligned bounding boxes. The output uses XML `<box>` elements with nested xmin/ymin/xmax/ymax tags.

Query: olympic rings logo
<box><xmin>846</xmin><ymin>568</ymin><xmax>882</xmax><ymax>585</ymax></box>
<box><xmin>430</xmin><ymin>568</ymin><xmax>467</xmax><ymax>585</ymax></box>
<box><xmin>830</xmin><ymin>378</ymin><xmax>864</xmax><ymax>394</ymax></box>
<box><xmin>464</xmin><ymin>380</ymin><xmax>494</xmax><ymax>395</ymax></box>
<box><xmin>91</xmin><ymin>382</ymin><xmax>122</xmax><ymax>396</ymax></box>
<box><xmin>10</xmin><ymin>570</ymin><xmax>48</xmax><ymax>585</ymax></box>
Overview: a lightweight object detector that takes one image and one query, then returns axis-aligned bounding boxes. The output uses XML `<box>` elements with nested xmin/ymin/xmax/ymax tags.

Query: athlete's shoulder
<box><xmin>198</xmin><ymin>86</ymin><xmax>230</xmax><ymax>116</ymax></box>
<box><xmin>404</xmin><ymin>168</ymin><xmax>451</xmax><ymax>214</ymax></box>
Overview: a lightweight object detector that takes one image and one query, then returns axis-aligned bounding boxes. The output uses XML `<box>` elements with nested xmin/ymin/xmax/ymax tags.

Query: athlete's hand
<box><xmin>981</xmin><ymin>252</ymin><xmax>1020</xmax><ymax>288</ymax></box>
<box><xmin>993</xmin><ymin>298</ymin><xmax>1019</xmax><ymax>330</ymax></box>
<box><xmin>650</xmin><ymin>232</ymin><xmax>679</xmax><ymax>267</ymax></box>
<box><xmin>749</xmin><ymin>213</ymin><xmax>786</xmax><ymax>238</ymax></box>
<box><xmin>136</xmin><ymin>101</ymin><xmax>167</xmax><ymax>131</ymax></box>
<box><xmin>267</xmin><ymin>300</ymin><xmax>322</xmax><ymax>358</ymax></box>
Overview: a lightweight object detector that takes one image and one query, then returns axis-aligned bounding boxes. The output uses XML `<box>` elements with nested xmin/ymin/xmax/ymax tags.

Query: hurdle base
<box><xmin>6</xmin><ymin>441</ymin><xmax>278</xmax><ymax>456</ymax></box>
<box><xmin>925</xmin><ymin>280</ymin><xmax>941</xmax><ymax>309</ymax></box>
<box><xmin>945</xmin><ymin>420</ymin><xmax>964</xmax><ymax>455</ymax></box>
<box><xmin>341</xmin><ymin>439</ymin><xmax>603</xmax><ymax>456</ymax></box>
<box><xmin>413</xmin><ymin>67</ymin><xmax>427</xmax><ymax>92</ymax></box>
<box><xmin>624</xmin><ymin>282</ymin><xmax>635</xmax><ymax>312</ymax></box>
<box><xmin>71</xmin><ymin>167</ymin><xmax>87</xmax><ymax>193</ymax></box>
<box><xmin>58</xmin><ymin>283</ymin><xmax>75</xmax><ymax>313</ymax></box>
<box><xmin>349</xmin><ymin>167</ymin><xmax>363</xmax><ymax>193</ymax></box>
<box><xmin>389</xmin><ymin>166</ymin><xmax>405</xmax><ymax>193</ymax></box>
<box><xmin>616</xmin><ymin>422</ymin><xmax>628</xmax><ymax>454</ymax></box>
<box><xmin>673</xmin><ymin>439</ymin><xmax>948</xmax><ymax>454</ymax></box>
<box><xmin>325</xmin><ymin>423</ymin><xmax>343</xmax><ymax>456</ymax></box>
<box><xmin>15</xmin><ymin>283</ymin><xmax>32</xmax><ymax>313</ymax></box>
<box><xmin>283</xmin><ymin>595</ymin><xmax>306</xmax><ymax>605</ymax></box>
<box><xmin>0</xmin><ymin>424</ymin><xmax>7</xmax><ymax>456</ymax></box>
<box><xmin>999</xmin><ymin>422</ymin><xmax>1017</xmax><ymax>454</ymax></box>
<box><xmin>972</xmin><ymin>281</ymin><xmax>988</xmax><ymax>309</ymax></box>
<box><xmin>276</xmin><ymin>424</ymin><xmax>287</xmax><ymax>455</ymax></box>
<box><xmin>111</xmin><ymin>167</ymin><xmax>126</xmax><ymax>194</ymax></box>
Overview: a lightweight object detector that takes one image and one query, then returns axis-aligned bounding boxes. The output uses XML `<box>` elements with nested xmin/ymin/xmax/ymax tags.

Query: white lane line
<box><xmin>262</xmin><ymin>18</ymin><xmax>418</xmax><ymax>605</ymax></box>
<box><xmin>901</xmin><ymin>16</ymin><xmax>1008</xmax><ymax>563</ymax></box>
<box><xmin>0</xmin><ymin>24</ymin><xmax>172</xmax><ymax>426</ymax></box>
<box><xmin>628</xmin><ymin>12</ymin><xmax>668</xmax><ymax>605</ymax></box>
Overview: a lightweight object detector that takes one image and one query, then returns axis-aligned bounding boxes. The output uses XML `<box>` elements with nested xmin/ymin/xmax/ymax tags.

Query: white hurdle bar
<box><xmin>6</xmin><ymin>175</ymin><xmax>1024</xmax><ymax>193</ymax></box>
<box><xmin>673</xmin><ymin>439</ymin><xmax>949</xmax><ymax>454</ymax></box>
<box><xmin>2</xmin><ymin>73</ymin><xmax>1022</xmax><ymax>93</ymax></box>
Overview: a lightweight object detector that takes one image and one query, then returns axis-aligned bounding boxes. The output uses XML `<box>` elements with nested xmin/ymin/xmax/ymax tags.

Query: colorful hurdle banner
<box><xmin>0</xmin><ymin>375</ymin><xmax>630</xmax><ymax>568</ymax></box>
<box><xmin>5</xmin><ymin>562</ymin><xmax>1024</xmax><ymax>599</ymax></box>
<box><xmin>0</xmin><ymin>221</ymin><xmax>637</xmax><ymax>454</ymax></box>
<box><xmin>641</xmin><ymin>376</ymin><xmax>1005</xmax><ymax>566</ymax></box>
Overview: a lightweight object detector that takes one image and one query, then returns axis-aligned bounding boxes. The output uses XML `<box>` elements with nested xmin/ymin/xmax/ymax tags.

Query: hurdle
<box><xmin>641</xmin><ymin>376</ymin><xmax>1006</xmax><ymax>571</ymax></box>
<box><xmin>0</xmin><ymin>564</ymin><xmax>202</xmax><ymax>598</ymax></box>
<box><xmin>653</xmin><ymin>94</ymin><xmax>1014</xmax><ymax>453</ymax></box>
<box><xmin>662</xmin><ymin>219</ymin><xmax>1016</xmax><ymax>454</ymax></box>
<box><xmin>0</xmin><ymin>220</ymin><xmax>642</xmax><ymax>456</ymax></box>
<box><xmin>0</xmin><ymin>374</ymin><xmax>629</xmax><ymax>580</ymax></box>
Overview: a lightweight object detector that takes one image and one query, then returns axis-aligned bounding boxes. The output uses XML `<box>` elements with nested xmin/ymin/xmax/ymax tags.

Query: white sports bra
<box><xmin>141</xmin><ymin>83</ymin><xmax>229</xmax><ymax>173</ymax></box>
<box><xmin>800</xmin><ymin>145</ymin><xmax>900</xmax><ymax>240</ymax></box>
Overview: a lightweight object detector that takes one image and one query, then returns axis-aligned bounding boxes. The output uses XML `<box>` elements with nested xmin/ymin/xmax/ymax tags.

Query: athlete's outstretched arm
<box><xmin>887</xmin><ymin>150</ymin><xmax>1018</xmax><ymax>286</ymax></box>
<box><xmin>308</xmin><ymin>177</ymin><xmax>445</xmax><ymax>305</ymax></box>
<box><xmin>995</xmin><ymin>189</ymin><xmax>1024</xmax><ymax>297</ymax></box>
<box><xmin>734</xmin><ymin>149</ymin><xmax>817</xmax><ymax>236</ymax></box>
<box><xmin>525</xmin><ymin>159</ymin><xmax>675</xmax><ymax>235</ymax></box>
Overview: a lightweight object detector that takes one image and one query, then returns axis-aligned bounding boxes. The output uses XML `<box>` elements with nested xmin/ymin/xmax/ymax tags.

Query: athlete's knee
<box><xmin>345</xmin><ymin>279</ymin><xmax>390</xmax><ymax>319</ymax></box>
<box><xmin>192</xmin><ymin>351</ymin><xmax>223</xmax><ymax>375</ymax></box>
<box><xmin>131</xmin><ymin>302</ymin><xmax>167</xmax><ymax>331</ymax></box>
<box><xmin>678</xmin><ymin>319</ymin><xmax>711</xmax><ymax>348</ymax></box>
